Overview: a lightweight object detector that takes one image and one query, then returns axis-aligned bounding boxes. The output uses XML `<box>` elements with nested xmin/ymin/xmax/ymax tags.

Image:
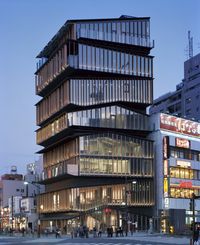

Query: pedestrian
<box><xmin>71</xmin><ymin>228</ymin><xmax>74</xmax><ymax>239</ymax></box>
<box><xmin>194</xmin><ymin>225</ymin><xmax>199</xmax><ymax>244</ymax></box>
<box><xmin>55</xmin><ymin>228</ymin><xmax>60</xmax><ymax>238</ymax></box>
<box><xmin>93</xmin><ymin>227</ymin><xmax>97</xmax><ymax>238</ymax></box>
<box><xmin>63</xmin><ymin>225</ymin><xmax>67</xmax><ymax>235</ymax></box>
<box><xmin>110</xmin><ymin>227</ymin><xmax>113</xmax><ymax>237</ymax></box>
<box><xmin>98</xmin><ymin>227</ymin><xmax>102</xmax><ymax>237</ymax></box>
<box><xmin>21</xmin><ymin>227</ymin><xmax>25</xmax><ymax>237</ymax></box>
<box><xmin>107</xmin><ymin>227</ymin><xmax>110</xmax><ymax>237</ymax></box>
<box><xmin>119</xmin><ymin>226</ymin><xmax>124</xmax><ymax>237</ymax></box>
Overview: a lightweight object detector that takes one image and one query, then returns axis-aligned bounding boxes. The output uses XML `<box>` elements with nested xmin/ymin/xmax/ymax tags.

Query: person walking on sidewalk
<box><xmin>55</xmin><ymin>228</ymin><xmax>61</xmax><ymax>238</ymax></box>
<box><xmin>194</xmin><ymin>225</ymin><xmax>199</xmax><ymax>245</ymax></box>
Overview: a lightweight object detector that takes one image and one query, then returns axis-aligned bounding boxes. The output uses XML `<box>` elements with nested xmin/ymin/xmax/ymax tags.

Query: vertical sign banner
<box><xmin>163</xmin><ymin>136</ymin><xmax>169</xmax><ymax>202</ymax></box>
<box><xmin>163</xmin><ymin>136</ymin><xmax>170</xmax><ymax>159</ymax></box>
<box><xmin>164</xmin><ymin>178</ymin><xmax>168</xmax><ymax>197</ymax></box>
<box><xmin>164</xmin><ymin>160</ymin><xmax>168</xmax><ymax>177</ymax></box>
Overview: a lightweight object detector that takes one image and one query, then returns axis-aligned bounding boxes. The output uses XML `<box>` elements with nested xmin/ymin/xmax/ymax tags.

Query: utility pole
<box><xmin>11</xmin><ymin>196</ymin><xmax>14</xmax><ymax>234</ymax></box>
<box><xmin>192</xmin><ymin>194</ymin><xmax>195</xmax><ymax>243</ymax></box>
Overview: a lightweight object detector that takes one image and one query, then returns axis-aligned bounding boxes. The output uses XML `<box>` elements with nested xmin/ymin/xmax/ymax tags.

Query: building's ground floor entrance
<box><xmin>40</xmin><ymin>207</ymin><xmax>153</xmax><ymax>235</ymax></box>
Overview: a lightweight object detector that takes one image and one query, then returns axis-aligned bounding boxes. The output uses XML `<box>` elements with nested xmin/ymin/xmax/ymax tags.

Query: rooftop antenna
<box><xmin>188</xmin><ymin>31</ymin><xmax>193</xmax><ymax>59</ymax></box>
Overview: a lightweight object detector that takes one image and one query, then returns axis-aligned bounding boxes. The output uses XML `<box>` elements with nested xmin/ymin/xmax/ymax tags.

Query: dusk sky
<box><xmin>0</xmin><ymin>0</ymin><xmax>199</xmax><ymax>175</ymax></box>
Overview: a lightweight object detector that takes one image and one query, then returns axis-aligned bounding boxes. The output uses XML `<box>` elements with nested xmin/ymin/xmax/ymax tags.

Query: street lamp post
<box><xmin>24</xmin><ymin>181</ymin><xmax>41</xmax><ymax>238</ymax></box>
<box><xmin>125</xmin><ymin>177</ymin><xmax>136</xmax><ymax>236</ymax></box>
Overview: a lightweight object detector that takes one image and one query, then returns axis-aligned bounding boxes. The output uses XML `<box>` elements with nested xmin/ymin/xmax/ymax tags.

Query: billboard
<box><xmin>160</xmin><ymin>113</ymin><xmax>200</xmax><ymax>138</ymax></box>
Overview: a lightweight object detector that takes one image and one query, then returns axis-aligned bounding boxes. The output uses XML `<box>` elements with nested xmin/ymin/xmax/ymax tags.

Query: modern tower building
<box><xmin>35</xmin><ymin>16</ymin><xmax>154</xmax><ymax>232</ymax></box>
<box><xmin>150</xmin><ymin>53</ymin><xmax>200</xmax><ymax>120</ymax></box>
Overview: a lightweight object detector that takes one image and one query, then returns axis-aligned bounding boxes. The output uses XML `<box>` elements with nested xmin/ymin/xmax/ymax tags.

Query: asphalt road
<box><xmin>0</xmin><ymin>236</ymin><xmax>189</xmax><ymax>245</ymax></box>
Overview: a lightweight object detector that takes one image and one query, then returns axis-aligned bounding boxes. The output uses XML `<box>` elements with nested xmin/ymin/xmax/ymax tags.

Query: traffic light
<box><xmin>169</xmin><ymin>226</ymin><xmax>174</xmax><ymax>234</ymax></box>
<box><xmin>161</xmin><ymin>218</ymin><xmax>166</xmax><ymax>233</ymax></box>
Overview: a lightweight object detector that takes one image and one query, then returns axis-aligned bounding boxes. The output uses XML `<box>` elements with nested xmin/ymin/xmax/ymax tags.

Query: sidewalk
<box><xmin>111</xmin><ymin>232</ymin><xmax>190</xmax><ymax>244</ymax></box>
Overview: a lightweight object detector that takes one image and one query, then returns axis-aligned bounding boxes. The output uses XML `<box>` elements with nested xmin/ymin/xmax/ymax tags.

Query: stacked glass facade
<box><xmin>35</xmin><ymin>16</ymin><xmax>154</xmax><ymax>231</ymax></box>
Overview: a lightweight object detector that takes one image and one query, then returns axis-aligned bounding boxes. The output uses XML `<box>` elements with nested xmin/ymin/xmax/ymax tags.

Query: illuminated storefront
<box><xmin>150</xmin><ymin>113</ymin><xmax>200</xmax><ymax>233</ymax></box>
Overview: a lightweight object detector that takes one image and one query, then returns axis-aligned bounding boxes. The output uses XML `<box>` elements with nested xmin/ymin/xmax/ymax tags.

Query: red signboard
<box><xmin>160</xmin><ymin>114</ymin><xmax>200</xmax><ymax>138</ymax></box>
<box><xmin>179</xmin><ymin>181</ymin><xmax>192</xmax><ymax>188</ymax></box>
<box><xmin>175</xmin><ymin>138</ymin><xmax>190</xmax><ymax>148</ymax></box>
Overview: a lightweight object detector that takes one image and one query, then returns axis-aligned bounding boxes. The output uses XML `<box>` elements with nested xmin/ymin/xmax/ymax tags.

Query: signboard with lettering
<box><xmin>163</xmin><ymin>136</ymin><xmax>170</xmax><ymax>159</ymax></box>
<box><xmin>175</xmin><ymin>138</ymin><xmax>190</xmax><ymax>148</ymax></box>
<box><xmin>164</xmin><ymin>178</ymin><xmax>168</xmax><ymax>197</ymax></box>
<box><xmin>177</xmin><ymin>160</ymin><xmax>191</xmax><ymax>168</ymax></box>
<box><xmin>164</xmin><ymin>160</ymin><xmax>168</xmax><ymax>176</ymax></box>
<box><xmin>179</xmin><ymin>181</ymin><xmax>192</xmax><ymax>188</ymax></box>
<box><xmin>160</xmin><ymin>113</ymin><xmax>200</xmax><ymax>138</ymax></box>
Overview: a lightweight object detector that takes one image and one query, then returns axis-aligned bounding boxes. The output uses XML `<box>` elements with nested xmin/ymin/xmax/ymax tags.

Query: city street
<box><xmin>0</xmin><ymin>233</ymin><xmax>190</xmax><ymax>245</ymax></box>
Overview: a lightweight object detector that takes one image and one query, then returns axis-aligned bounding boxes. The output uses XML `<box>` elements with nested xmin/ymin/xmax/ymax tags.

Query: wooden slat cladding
<box><xmin>35</xmin><ymin>44</ymin><xmax>68</xmax><ymax>94</ymax></box>
<box><xmin>38</xmin><ymin>181</ymin><xmax>154</xmax><ymax>213</ymax></box>
<box><xmin>43</xmin><ymin>138</ymin><xmax>79</xmax><ymax>168</ymax></box>
<box><xmin>36</xmin><ymin>114</ymin><xmax>68</xmax><ymax>144</ymax></box>
<box><xmin>36</xmin><ymin>81</ymin><xmax>69</xmax><ymax>125</ymax></box>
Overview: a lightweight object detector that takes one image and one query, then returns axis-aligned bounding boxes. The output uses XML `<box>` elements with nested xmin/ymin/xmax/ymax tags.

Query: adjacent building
<box><xmin>35</xmin><ymin>16</ymin><xmax>154</xmax><ymax>231</ymax></box>
<box><xmin>0</xmin><ymin>167</ymin><xmax>25</xmax><ymax>230</ymax></box>
<box><xmin>149</xmin><ymin>113</ymin><xmax>200</xmax><ymax>233</ymax></box>
<box><xmin>150</xmin><ymin>53</ymin><xmax>200</xmax><ymax>120</ymax></box>
<box><xmin>0</xmin><ymin>164</ymin><xmax>44</xmax><ymax>231</ymax></box>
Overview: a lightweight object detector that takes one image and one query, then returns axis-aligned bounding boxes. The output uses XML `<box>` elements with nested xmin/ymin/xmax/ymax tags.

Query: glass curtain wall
<box><xmin>79</xmin><ymin>133</ymin><xmax>153</xmax><ymax>176</ymax></box>
<box><xmin>41</xmin><ymin>133</ymin><xmax>153</xmax><ymax>180</ymax></box>
<box><xmin>37</xmin><ymin>106</ymin><xmax>150</xmax><ymax>145</ymax></box>
<box><xmin>70</xmin><ymin>79</ymin><xmax>153</xmax><ymax>105</ymax></box>
<box><xmin>76</xmin><ymin>20</ymin><xmax>151</xmax><ymax>47</ymax></box>
<box><xmin>72</xmin><ymin>43</ymin><xmax>153</xmax><ymax>77</ymax></box>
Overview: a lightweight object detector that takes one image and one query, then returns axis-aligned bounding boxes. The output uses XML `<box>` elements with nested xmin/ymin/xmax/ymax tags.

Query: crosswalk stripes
<box><xmin>55</xmin><ymin>243</ymin><xmax>132</xmax><ymax>245</ymax></box>
<box><xmin>55</xmin><ymin>243</ymin><xmax>152</xmax><ymax>245</ymax></box>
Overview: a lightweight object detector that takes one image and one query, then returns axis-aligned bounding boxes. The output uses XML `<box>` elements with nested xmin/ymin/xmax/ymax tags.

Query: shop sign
<box><xmin>164</xmin><ymin>160</ymin><xmax>168</xmax><ymax>176</ymax></box>
<box><xmin>164</xmin><ymin>198</ymin><xmax>169</xmax><ymax>208</ymax></box>
<box><xmin>160</xmin><ymin>113</ymin><xmax>200</xmax><ymax>138</ymax></box>
<box><xmin>179</xmin><ymin>181</ymin><xmax>192</xmax><ymax>188</ymax></box>
<box><xmin>175</xmin><ymin>138</ymin><xmax>190</xmax><ymax>149</ymax></box>
<box><xmin>164</xmin><ymin>178</ymin><xmax>168</xmax><ymax>197</ymax></box>
<box><xmin>177</xmin><ymin>160</ymin><xmax>191</xmax><ymax>168</ymax></box>
<box><xmin>163</xmin><ymin>136</ymin><xmax>170</xmax><ymax>159</ymax></box>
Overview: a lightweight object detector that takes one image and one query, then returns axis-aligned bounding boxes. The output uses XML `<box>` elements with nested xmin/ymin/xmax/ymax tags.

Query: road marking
<box><xmin>55</xmin><ymin>243</ymin><xmax>137</xmax><ymax>245</ymax></box>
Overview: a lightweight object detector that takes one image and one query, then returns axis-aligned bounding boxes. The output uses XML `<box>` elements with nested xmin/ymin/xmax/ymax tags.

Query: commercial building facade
<box><xmin>149</xmin><ymin>113</ymin><xmax>200</xmax><ymax>233</ymax></box>
<box><xmin>0</xmin><ymin>165</ymin><xmax>43</xmax><ymax>231</ymax></box>
<box><xmin>35</xmin><ymin>16</ymin><xmax>154</xmax><ymax>231</ymax></box>
<box><xmin>150</xmin><ymin>53</ymin><xmax>200</xmax><ymax>120</ymax></box>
